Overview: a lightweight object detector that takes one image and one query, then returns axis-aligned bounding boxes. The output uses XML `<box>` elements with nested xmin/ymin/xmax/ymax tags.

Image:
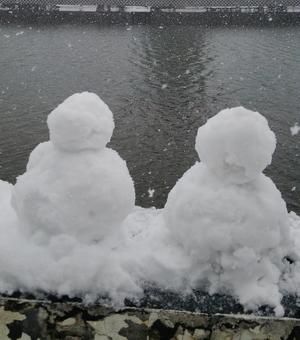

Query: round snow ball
<box><xmin>195</xmin><ymin>107</ymin><xmax>276</xmax><ymax>184</ymax></box>
<box><xmin>47</xmin><ymin>92</ymin><xmax>115</xmax><ymax>152</ymax></box>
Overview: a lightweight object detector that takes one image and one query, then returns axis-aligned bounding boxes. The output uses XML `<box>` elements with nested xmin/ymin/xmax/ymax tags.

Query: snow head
<box><xmin>12</xmin><ymin>93</ymin><xmax>135</xmax><ymax>244</ymax></box>
<box><xmin>196</xmin><ymin>107</ymin><xmax>276</xmax><ymax>184</ymax></box>
<box><xmin>47</xmin><ymin>92</ymin><xmax>114</xmax><ymax>152</ymax></box>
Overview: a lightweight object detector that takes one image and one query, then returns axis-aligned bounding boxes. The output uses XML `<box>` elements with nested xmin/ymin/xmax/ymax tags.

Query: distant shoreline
<box><xmin>1</xmin><ymin>11</ymin><xmax>300</xmax><ymax>25</ymax></box>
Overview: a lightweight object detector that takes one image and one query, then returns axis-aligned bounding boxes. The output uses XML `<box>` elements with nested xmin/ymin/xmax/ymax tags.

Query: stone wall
<box><xmin>0</xmin><ymin>297</ymin><xmax>300</xmax><ymax>339</ymax></box>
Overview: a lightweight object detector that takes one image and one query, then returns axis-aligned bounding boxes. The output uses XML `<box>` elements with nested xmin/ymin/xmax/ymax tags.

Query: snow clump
<box><xmin>196</xmin><ymin>107</ymin><xmax>276</xmax><ymax>184</ymax></box>
<box><xmin>48</xmin><ymin>92</ymin><xmax>114</xmax><ymax>152</ymax></box>
<box><xmin>164</xmin><ymin>106</ymin><xmax>291</xmax><ymax>315</ymax></box>
<box><xmin>11</xmin><ymin>92</ymin><xmax>135</xmax><ymax>244</ymax></box>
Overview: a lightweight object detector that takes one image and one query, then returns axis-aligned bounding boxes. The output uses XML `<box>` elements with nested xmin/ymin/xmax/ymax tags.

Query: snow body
<box><xmin>12</xmin><ymin>92</ymin><xmax>135</xmax><ymax>243</ymax></box>
<box><xmin>164</xmin><ymin>107</ymin><xmax>291</xmax><ymax>314</ymax></box>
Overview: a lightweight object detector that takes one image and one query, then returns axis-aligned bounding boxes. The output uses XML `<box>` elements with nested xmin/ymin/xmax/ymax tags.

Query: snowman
<box><xmin>164</xmin><ymin>107</ymin><xmax>291</xmax><ymax>314</ymax></box>
<box><xmin>12</xmin><ymin>92</ymin><xmax>135</xmax><ymax>244</ymax></box>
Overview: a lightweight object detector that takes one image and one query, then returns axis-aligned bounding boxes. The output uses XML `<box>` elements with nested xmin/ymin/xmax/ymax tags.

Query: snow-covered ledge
<box><xmin>1</xmin><ymin>93</ymin><xmax>300</xmax><ymax>319</ymax></box>
<box><xmin>0</xmin><ymin>297</ymin><xmax>299</xmax><ymax>339</ymax></box>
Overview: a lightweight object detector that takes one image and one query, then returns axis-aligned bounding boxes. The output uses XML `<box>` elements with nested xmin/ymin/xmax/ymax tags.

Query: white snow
<box><xmin>0</xmin><ymin>181</ymin><xmax>17</xmax><ymax>228</ymax></box>
<box><xmin>0</xmin><ymin>98</ymin><xmax>300</xmax><ymax>315</ymax></box>
<box><xmin>148</xmin><ymin>188</ymin><xmax>155</xmax><ymax>198</ymax></box>
<box><xmin>195</xmin><ymin>107</ymin><xmax>276</xmax><ymax>184</ymax></box>
<box><xmin>12</xmin><ymin>92</ymin><xmax>135</xmax><ymax>244</ymax></box>
<box><xmin>290</xmin><ymin>123</ymin><xmax>300</xmax><ymax>136</ymax></box>
<box><xmin>48</xmin><ymin>92</ymin><xmax>114</xmax><ymax>152</ymax></box>
<box><xmin>122</xmin><ymin>207</ymin><xmax>189</xmax><ymax>292</ymax></box>
<box><xmin>164</xmin><ymin>107</ymin><xmax>292</xmax><ymax>315</ymax></box>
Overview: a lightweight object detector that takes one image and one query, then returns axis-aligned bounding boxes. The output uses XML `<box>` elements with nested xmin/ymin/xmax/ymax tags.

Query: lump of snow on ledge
<box><xmin>0</xmin><ymin>98</ymin><xmax>300</xmax><ymax>316</ymax></box>
<box><xmin>11</xmin><ymin>92</ymin><xmax>135</xmax><ymax>244</ymax></box>
<box><xmin>164</xmin><ymin>107</ymin><xmax>291</xmax><ymax>315</ymax></box>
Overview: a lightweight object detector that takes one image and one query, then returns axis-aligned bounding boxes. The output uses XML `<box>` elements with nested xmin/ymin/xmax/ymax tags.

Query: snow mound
<box><xmin>48</xmin><ymin>92</ymin><xmax>114</xmax><ymax>152</ymax></box>
<box><xmin>1</xmin><ymin>98</ymin><xmax>300</xmax><ymax>316</ymax></box>
<box><xmin>165</xmin><ymin>164</ymin><xmax>289</xmax><ymax>256</ymax></box>
<box><xmin>122</xmin><ymin>207</ymin><xmax>189</xmax><ymax>292</ymax></box>
<box><xmin>164</xmin><ymin>107</ymin><xmax>291</xmax><ymax>315</ymax></box>
<box><xmin>164</xmin><ymin>164</ymin><xmax>290</xmax><ymax>314</ymax></box>
<box><xmin>12</xmin><ymin>93</ymin><xmax>135</xmax><ymax>243</ymax></box>
<box><xmin>196</xmin><ymin>107</ymin><xmax>276</xmax><ymax>184</ymax></box>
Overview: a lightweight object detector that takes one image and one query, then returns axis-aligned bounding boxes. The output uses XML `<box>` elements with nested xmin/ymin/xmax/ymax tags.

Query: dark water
<box><xmin>0</xmin><ymin>23</ymin><xmax>299</xmax><ymax>213</ymax></box>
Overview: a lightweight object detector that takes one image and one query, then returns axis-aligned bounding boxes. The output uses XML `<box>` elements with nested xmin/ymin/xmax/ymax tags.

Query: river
<box><xmin>0</xmin><ymin>22</ymin><xmax>299</xmax><ymax>212</ymax></box>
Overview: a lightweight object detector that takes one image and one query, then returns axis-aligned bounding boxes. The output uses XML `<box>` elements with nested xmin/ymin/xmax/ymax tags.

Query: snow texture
<box><xmin>0</xmin><ymin>97</ymin><xmax>300</xmax><ymax>316</ymax></box>
<box><xmin>48</xmin><ymin>92</ymin><xmax>115</xmax><ymax>152</ymax></box>
<box><xmin>195</xmin><ymin>107</ymin><xmax>276</xmax><ymax>184</ymax></box>
<box><xmin>164</xmin><ymin>107</ymin><xmax>293</xmax><ymax>315</ymax></box>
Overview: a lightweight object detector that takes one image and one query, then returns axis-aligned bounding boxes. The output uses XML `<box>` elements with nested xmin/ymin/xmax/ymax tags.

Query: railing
<box><xmin>1</xmin><ymin>0</ymin><xmax>300</xmax><ymax>13</ymax></box>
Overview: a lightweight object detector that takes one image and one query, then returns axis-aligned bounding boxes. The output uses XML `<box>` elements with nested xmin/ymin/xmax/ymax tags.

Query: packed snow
<box><xmin>0</xmin><ymin>94</ymin><xmax>300</xmax><ymax>316</ymax></box>
<box><xmin>48</xmin><ymin>92</ymin><xmax>115</xmax><ymax>152</ymax></box>
<box><xmin>195</xmin><ymin>107</ymin><xmax>276</xmax><ymax>184</ymax></box>
<box><xmin>11</xmin><ymin>93</ymin><xmax>135</xmax><ymax>244</ymax></box>
<box><xmin>164</xmin><ymin>107</ymin><xmax>291</xmax><ymax>315</ymax></box>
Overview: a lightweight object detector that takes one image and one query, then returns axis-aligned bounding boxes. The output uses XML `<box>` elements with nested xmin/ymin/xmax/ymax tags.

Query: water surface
<box><xmin>0</xmin><ymin>23</ymin><xmax>299</xmax><ymax>212</ymax></box>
